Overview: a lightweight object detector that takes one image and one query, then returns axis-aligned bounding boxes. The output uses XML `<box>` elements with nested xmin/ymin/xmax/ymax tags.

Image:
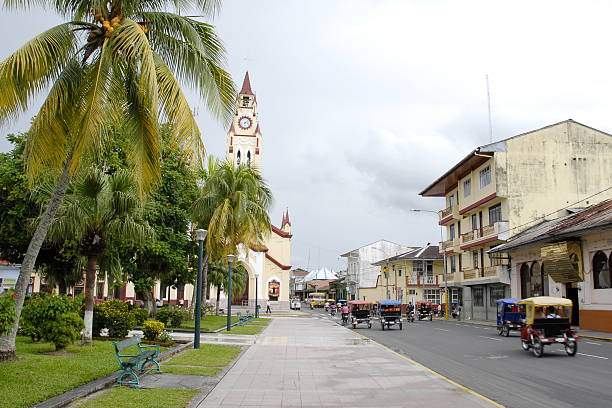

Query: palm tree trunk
<box><xmin>0</xmin><ymin>152</ymin><xmax>73</xmax><ymax>362</ymax></box>
<box><xmin>215</xmin><ymin>286</ymin><xmax>221</xmax><ymax>315</ymax></box>
<box><xmin>58</xmin><ymin>282</ymin><xmax>67</xmax><ymax>295</ymax></box>
<box><xmin>82</xmin><ymin>254</ymin><xmax>98</xmax><ymax>346</ymax></box>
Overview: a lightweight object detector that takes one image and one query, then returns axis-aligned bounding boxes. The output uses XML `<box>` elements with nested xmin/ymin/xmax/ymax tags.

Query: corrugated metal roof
<box><xmin>490</xmin><ymin>199</ymin><xmax>612</xmax><ymax>253</ymax></box>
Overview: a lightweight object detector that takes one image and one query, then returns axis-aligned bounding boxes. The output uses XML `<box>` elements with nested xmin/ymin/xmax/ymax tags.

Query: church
<box><xmin>220</xmin><ymin>72</ymin><xmax>293</xmax><ymax>311</ymax></box>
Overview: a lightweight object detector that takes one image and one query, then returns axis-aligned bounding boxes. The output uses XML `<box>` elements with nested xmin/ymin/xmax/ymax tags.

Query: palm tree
<box><xmin>44</xmin><ymin>168</ymin><xmax>153</xmax><ymax>344</ymax></box>
<box><xmin>0</xmin><ymin>0</ymin><xmax>235</xmax><ymax>360</ymax></box>
<box><xmin>206</xmin><ymin>260</ymin><xmax>248</xmax><ymax>315</ymax></box>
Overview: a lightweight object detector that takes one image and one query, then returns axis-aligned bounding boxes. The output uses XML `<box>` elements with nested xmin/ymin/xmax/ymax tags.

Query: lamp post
<box><xmin>194</xmin><ymin>229</ymin><xmax>207</xmax><ymax>349</ymax></box>
<box><xmin>226</xmin><ymin>254</ymin><xmax>235</xmax><ymax>332</ymax></box>
<box><xmin>409</xmin><ymin>209</ymin><xmax>449</xmax><ymax>321</ymax></box>
<box><xmin>255</xmin><ymin>270</ymin><xmax>260</xmax><ymax>318</ymax></box>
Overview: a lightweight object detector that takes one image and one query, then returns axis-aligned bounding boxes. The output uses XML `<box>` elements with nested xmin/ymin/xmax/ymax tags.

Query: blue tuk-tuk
<box><xmin>379</xmin><ymin>300</ymin><xmax>403</xmax><ymax>330</ymax></box>
<box><xmin>496</xmin><ymin>298</ymin><xmax>525</xmax><ymax>337</ymax></box>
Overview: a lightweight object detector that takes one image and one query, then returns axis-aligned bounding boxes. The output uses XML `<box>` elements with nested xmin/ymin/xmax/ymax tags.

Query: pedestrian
<box><xmin>457</xmin><ymin>303</ymin><xmax>462</xmax><ymax>321</ymax></box>
<box><xmin>266</xmin><ymin>299</ymin><xmax>272</xmax><ymax>314</ymax></box>
<box><xmin>437</xmin><ymin>303</ymin><xmax>442</xmax><ymax>317</ymax></box>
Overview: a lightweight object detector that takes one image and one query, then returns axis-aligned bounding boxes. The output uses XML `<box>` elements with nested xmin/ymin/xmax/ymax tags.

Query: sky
<box><xmin>2</xmin><ymin>1</ymin><xmax>612</xmax><ymax>271</ymax></box>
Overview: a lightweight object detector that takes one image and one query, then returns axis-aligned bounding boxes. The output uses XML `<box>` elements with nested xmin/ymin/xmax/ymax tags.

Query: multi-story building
<box><xmin>340</xmin><ymin>240</ymin><xmax>413</xmax><ymax>300</ymax></box>
<box><xmin>420</xmin><ymin>120</ymin><xmax>612</xmax><ymax>321</ymax></box>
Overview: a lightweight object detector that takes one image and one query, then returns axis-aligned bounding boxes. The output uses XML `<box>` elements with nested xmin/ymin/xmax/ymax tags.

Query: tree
<box><xmin>206</xmin><ymin>260</ymin><xmax>248</xmax><ymax>315</ymax></box>
<box><xmin>0</xmin><ymin>0</ymin><xmax>235</xmax><ymax>361</ymax></box>
<box><xmin>44</xmin><ymin>168</ymin><xmax>154</xmax><ymax>345</ymax></box>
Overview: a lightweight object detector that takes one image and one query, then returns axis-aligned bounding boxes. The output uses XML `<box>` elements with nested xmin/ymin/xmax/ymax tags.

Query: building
<box><xmin>420</xmin><ymin>120</ymin><xmax>612</xmax><ymax>321</ymax></box>
<box><xmin>360</xmin><ymin>246</ymin><xmax>446</xmax><ymax>304</ymax></box>
<box><xmin>490</xmin><ymin>199</ymin><xmax>612</xmax><ymax>332</ymax></box>
<box><xmin>290</xmin><ymin>268</ymin><xmax>309</xmax><ymax>300</ymax></box>
<box><xmin>340</xmin><ymin>240</ymin><xmax>413</xmax><ymax>300</ymax></box>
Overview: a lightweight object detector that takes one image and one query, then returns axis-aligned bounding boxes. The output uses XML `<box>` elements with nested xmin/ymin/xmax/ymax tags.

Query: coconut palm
<box><xmin>206</xmin><ymin>259</ymin><xmax>248</xmax><ymax>315</ymax></box>
<box><xmin>44</xmin><ymin>168</ymin><xmax>153</xmax><ymax>344</ymax></box>
<box><xmin>0</xmin><ymin>0</ymin><xmax>235</xmax><ymax>360</ymax></box>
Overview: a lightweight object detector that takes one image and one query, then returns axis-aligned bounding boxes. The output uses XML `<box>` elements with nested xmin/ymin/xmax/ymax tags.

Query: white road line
<box><xmin>577</xmin><ymin>352</ymin><xmax>608</xmax><ymax>359</ymax></box>
<box><xmin>434</xmin><ymin>328</ymin><xmax>450</xmax><ymax>332</ymax></box>
<box><xmin>585</xmin><ymin>341</ymin><xmax>601</xmax><ymax>346</ymax></box>
<box><xmin>479</xmin><ymin>336</ymin><xmax>503</xmax><ymax>341</ymax></box>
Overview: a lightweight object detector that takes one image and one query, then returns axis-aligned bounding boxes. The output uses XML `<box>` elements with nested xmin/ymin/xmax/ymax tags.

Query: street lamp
<box><xmin>194</xmin><ymin>229</ymin><xmax>207</xmax><ymax>349</ymax></box>
<box><xmin>409</xmin><ymin>209</ymin><xmax>449</xmax><ymax>321</ymax></box>
<box><xmin>226</xmin><ymin>254</ymin><xmax>235</xmax><ymax>332</ymax></box>
<box><xmin>255</xmin><ymin>270</ymin><xmax>260</xmax><ymax>318</ymax></box>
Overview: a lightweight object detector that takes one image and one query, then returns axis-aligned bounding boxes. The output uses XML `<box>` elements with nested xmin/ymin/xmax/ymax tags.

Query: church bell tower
<box><xmin>226</xmin><ymin>72</ymin><xmax>262</xmax><ymax>169</ymax></box>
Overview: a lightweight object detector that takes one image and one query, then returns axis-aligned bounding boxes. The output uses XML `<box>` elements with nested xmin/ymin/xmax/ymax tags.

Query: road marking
<box><xmin>479</xmin><ymin>336</ymin><xmax>503</xmax><ymax>341</ymax></box>
<box><xmin>577</xmin><ymin>352</ymin><xmax>608</xmax><ymax>359</ymax></box>
<box><xmin>434</xmin><ymin>328</ymin><xmax>450</xmax><ymax>332</ymax></box>
<box><xmin>585</xmin><ymin>341</ymin><xmax>601</xmax><ymax>346</ymax></box>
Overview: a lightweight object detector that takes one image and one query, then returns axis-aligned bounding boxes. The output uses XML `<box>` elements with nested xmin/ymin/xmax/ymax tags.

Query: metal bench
<box><xmin>238</xmin><ymin>312</ymin><xmax>254</xmax><ymax>326</ymax></box>
<box><xmin>112</xmin><ymin>335</ymin><xmax>161</xmax><ymax>386</ymax></box>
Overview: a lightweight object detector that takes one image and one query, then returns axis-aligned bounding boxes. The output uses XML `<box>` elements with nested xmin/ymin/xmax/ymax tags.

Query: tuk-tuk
<box><xmin>348</xmin><ymin>301</ymin><xmax>372</xmax><ymax>329</ymax></box>
<box><xmin>379</xmin><ymin>300</ymin><xmax>403</xmax><ymax>330</ymax></box>
<box><xmin>517</xmin><ymin>297</ymin><xmax>578</xmax><ymax>358</ymax></box>
<box><xmin>415</xmin><ymin>301</ymin><xmax>433</xmax><ymax>321</ymax></box>
<box><xmin>495</xmin><ymin>298</ymin><xmax>525</xmax><ymax>337</ymax></box>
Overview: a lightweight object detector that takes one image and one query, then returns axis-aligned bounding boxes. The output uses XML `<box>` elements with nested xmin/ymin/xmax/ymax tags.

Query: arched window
<box><xmin>247</xmin><ymin>151</ymin><xmax>251</xmax><ymax>167</ymax></box>
<box><xmin>541</xmin><ymin>263</ymin><xmax>549</xmax><ymax>296</ymax></box>
<box><xmin>530</xmin><ymin>262</ymin><xmax>542</xmax><ymax>296</ymax></box>
<box><xmin>520</xmin><ymin>263</ymin><xmax>531</xmax><ymax>298</ymax></box>
<box><xmin>236</xmin><ymin>150</ymin><xmax>241</xmax><ymax>166</ymax></box>
<box><xmin>593</xmin><ymin>251</ymin><xmax>610</xmax><ymax>289</ymax></box>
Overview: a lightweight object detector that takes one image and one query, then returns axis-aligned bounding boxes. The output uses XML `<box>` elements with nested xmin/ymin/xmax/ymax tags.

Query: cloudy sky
<box><xmin>2</xmin><ymin>1</ymin><xmax>612</xmax><ymax>271</ymax></box>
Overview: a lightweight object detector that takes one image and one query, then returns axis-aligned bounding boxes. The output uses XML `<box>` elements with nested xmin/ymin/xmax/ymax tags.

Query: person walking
<box><xmin>266</xmin><ymin>299</ymin><xmax>272</xmax><ymax>314</ymax></box>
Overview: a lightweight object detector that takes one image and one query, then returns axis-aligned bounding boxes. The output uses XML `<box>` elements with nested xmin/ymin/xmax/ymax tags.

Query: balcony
<box><xmin>439</xmin><ymin>238</ymin><xmax>460</xmax><ymax>254</ymax></box>
<box><xmin>406</xmin><ymin>275</ymin><xmax>439</xmax><ymax>286</ymax></box>
<box><xmin>461</xmin><ymin>265</ymin><xmax>510</xmax><ymax>285</ymax></box>
<box><xmin>462</xmin><ymin>268</ymin><xmax>480</xmax><ymax>280</ymax></box>
<box><xmin>459</xmin><ymin>221</ymin><xmax>510</xmax><ymax>249</ymax></box>
<box><xmin>438</xmin><ymin>204</ymin><xmax>459</xmax><ymax>224</ymax></box>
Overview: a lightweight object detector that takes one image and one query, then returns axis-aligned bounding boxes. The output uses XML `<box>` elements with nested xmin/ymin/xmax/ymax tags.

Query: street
<box><xmin>309</xmin><ymin>308</ymin><xmax>612</xmax><ymax>408</ymax></box>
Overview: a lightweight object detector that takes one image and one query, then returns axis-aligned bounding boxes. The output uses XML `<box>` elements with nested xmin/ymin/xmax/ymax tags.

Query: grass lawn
<box><xmin>221</xmin><ymin>325</ymin><xmax>264</xmax><ymax>335</ymax></box>
<box><xmin>179</xmin><ymin>315</ymin><xmax>238</xmax><ymax>332</ymax></box>
<box><xmin>162</xmin><ymin>365</ymin><xmax>220</xmax><ymax>376</ymax></box>
<box><xmin>0</xmin><ymin>337</ymin><xmax>122</xmax><ymax>408</ymax></box>
<box><xmin>165</xmin><ymin>344</ymin><xmax>241</xmax><ymax>367</ymax></box>
<box><xmin>77</xmin><ymin>388</ymin><xmax>197</xmax><ymax>408</ymax></box>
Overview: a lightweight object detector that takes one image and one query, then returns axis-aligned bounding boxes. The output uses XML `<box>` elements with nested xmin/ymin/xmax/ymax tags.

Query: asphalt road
<box><xmin>309</xmin><ymin>308</ymin><xmax>612</xmax><ymax>408</ymax></box>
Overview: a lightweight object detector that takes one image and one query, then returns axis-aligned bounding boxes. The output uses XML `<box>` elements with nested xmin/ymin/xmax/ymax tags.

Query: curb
<box><xmin>32</xmin><ymin>341</ymin><xmax>192</xmax><ymax>408</ymax></box>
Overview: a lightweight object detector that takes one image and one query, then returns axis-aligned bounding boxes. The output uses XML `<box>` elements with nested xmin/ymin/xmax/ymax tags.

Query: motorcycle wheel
<box><xmin>565</xmin><ymin>341</ymin><xmax>577</xmax><ymax>356</ymax></box>
<box><xmin>502</xmin><ymin>325</ymin><xmax>510</xmax><ymax>337</ymax></box>
<box><xmin>368</xmin><ymin>323</ymin><xmax>372</xmax><ymax>329</ymax></box>
<box><xmin>399</xmin><ymin>323</ymin><xmax>403</xmax><ymax>330</ymax></box>
<box><xmin>497</xmin><ymin>326</ymin><xmax>504</xmax><ymax>336</ymax></box>
<box><xmin>532</xmin><ymin>336</ymin><xmax>544</xmax><ymax>358</ymax></box>
<box><xmin>352</xmin><ymin>323</ymin><xmax>357</xmax><ymax>329</ymax></box>
<box><xmin>381</xmin><ymin>324</ymin><xmax>385</xmax><ymax>331</ymax></box>
<box><xmin>521</xmin><ymin>339</ymin><xmax>530</xmax><ymax>351</ymax></box>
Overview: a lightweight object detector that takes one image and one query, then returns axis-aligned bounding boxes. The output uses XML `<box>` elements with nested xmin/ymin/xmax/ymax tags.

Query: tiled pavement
<box><xmin>196</xmin><ymin>317</ymin><xmax>498</xmax><ymax>408</ymax></box>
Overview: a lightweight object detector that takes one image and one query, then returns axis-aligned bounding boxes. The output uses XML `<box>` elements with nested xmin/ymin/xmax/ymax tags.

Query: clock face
<box><xmin>238</xmin><ymin>117</ymin><xmax>252</xmax><ymax>129</ymax></box>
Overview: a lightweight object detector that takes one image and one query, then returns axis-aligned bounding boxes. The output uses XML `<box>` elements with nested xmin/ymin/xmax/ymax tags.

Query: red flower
<box><xmin>11</xmin><ymin>294</ymin><xmax>16</xmax><ymax>298</ymax></box>
<box><xmin>35</xmin><ymin>298</ymin><xmax>42</xmax><ymax>302</ymax></box>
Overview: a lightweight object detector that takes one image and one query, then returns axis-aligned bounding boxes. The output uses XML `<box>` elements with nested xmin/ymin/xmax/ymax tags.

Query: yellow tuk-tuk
<box><xmin>517</xmin><ymin>297</ymin><xmax>578</xmax><ymax>358</ymax></box>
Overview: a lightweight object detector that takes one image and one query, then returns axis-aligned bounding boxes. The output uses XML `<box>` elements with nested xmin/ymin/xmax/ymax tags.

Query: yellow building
<box><xmin>420</xmin><ymin>120</ymin><xmax>612</xmax><ymax>321</ymax></box>
<box><xmin>360</xmin><ymin>246</ymin><xmax>446</xmax><ymax>305</ymax></box>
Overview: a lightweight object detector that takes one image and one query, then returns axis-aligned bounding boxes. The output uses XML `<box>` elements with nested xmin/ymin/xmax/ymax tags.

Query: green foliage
<box><xmin>76</xmin><ymin>387</ymin><xmax>198</xmax><ymax>408</ymax></box>
<box><xmin>155</xmin><ymin>304</ymin><xmax>190</xmax><ymax>328</ymax></box>
<box><xmin>156</xmin><ymin>330</ymin><xmax>173</xmax><ymax>344</ymax></box>
<box><xmin>142</xmin><ymin>321</ymin><xmax>164</xmax><ymax>341</ymax></box>
<box><xmin>47</xmin><ymin>312</ymin><xmax>84</xmax><ymax>350</ymax></box>
<box><xmin>131</xmin><ymin>307</ymin><xmax>149</xmax><ymax>326</ymax></box>
<box><xmin>0</xmin><ymin>290</ymin><xmax>16</xmax><ymax>336</ymax></box>
<box><xmin>19</xmin><ymin>294</ymin><xmax>82</xmax><ymax>350</ymax></box>
<box><xmin>165</xmin><ymin>344</ymin><xmax>241</xmax><ymax>367</ymax></box>
<box><xmin>93</xmin><ymin>299</ymin><xmax>136</xmax><ymax>338</ymax></box>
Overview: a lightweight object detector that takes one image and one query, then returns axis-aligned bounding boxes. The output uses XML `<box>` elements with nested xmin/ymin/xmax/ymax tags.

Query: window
<box><xmin>426</xmin><ymin>261</ymin><xmax>433</xmax><ymax>274</ymax></box>
<box><xmin>451</xmin><ymin>288</ymin><xmax>459</xmax><ymax>303</ymax></box>
<box><xmin>593</xmin><ymin>251</ymin><xmax>611</xmax><ymax>289</ymax></box>
<box><xmin>424</xmin><ymin>289</ymin><xmax>440</xmax><ymax>304</ymax></box>
<box><xmin>520</xmin><ymin>263</ymin><xmax>531</xmax><ymax>298</ymax></box>
<box><xmin>479</xmin><ymin>165</ymin><xmax>491</xmax><ymax>188</ymax></box>
<box><xmin>530</xmin><ymin>262</ymin><xmax>542</xmax><ymax>296</ymax></box>
<box><xmin>247</xmin><ymin>151</ymin><xmax>251</xmax><ymax>166</ymax></box>
<box><xmin>448</xmin><ymin>194</ymin><xmax>455</xmax><ymax>207</ymax></box>
<box><xmin>471</xmin><ymin>214</ymin><xmax>478</xmax><ymax>231</ymax></box>
<box><xmin>449</xmin><ymin>224</ymin><xmax>455</xmax><ymax>240</ymax></box>
<box><xmin>236</xmin><ymin>150</ymin><xmax>241</xmax><ymax>165</ymax></box>
<box><xmin>450</xmin><ymin>256</ymin><xmax>456</xmax><ymax>273</ymax></box>
<box><xmin>407</xmin><ymin>289</ymin><xmax>416</xmax><ymax>295</ymax></box>
<box><xmin>463</xmin><ymin>179</ymin><xmax>471</xmax><ymax>197</ymax></box>
<box><xmin>242</xmin><ymin>96</ymin><xmax>249</xmax><ymax>107</ymax></box>
<box><xmin>413</xmin><ymin>261</ymin><xmax>424</xmax><ymax>275</ymax></box>
<box><xmin>472</xmin><ymin>250</ymin><xmax>479</xmax><ymax>268</ymax></box>
<box><xmin>398</xmin><ymin>269</ymin><xmax>402</xmax><ymax>277</ymax></box>
<box><xmin>489</xmin><ymin>204</ymin><xmax>502</xmax><ymax>225</ymax></box>
<box><xmin>473</xmin><ymin>287</ymin><xmax>484</xmax><ymax>307</ymax></box>
<box><xmin>490</xmin><ymin>285</ymin><xmax>506</xmax><ymax>307</ymax></box>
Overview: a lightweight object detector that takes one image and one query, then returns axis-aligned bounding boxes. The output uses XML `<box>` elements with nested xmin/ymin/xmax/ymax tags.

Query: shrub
<box><xmin>131</xmin><ymin>308</ymin><xmax>149</xmax><ymax>326</ymax></box>
<box><xmin>48</xmin><ymin>312</ymin><xmax>84</xmax><ymax>351</ymax></box>
<box><xmin>157</xmin><ymin>330</ymin><xmax>173</xmax><ymax>344</ymax></box>
<box><xmin>156</xmin><ymin>304</ymin><xmax>190</xmax><ymax>328</ymax></box>
<box><xmin>94</xmin><ymin>299</ymin><xmax>136</xmax><ymax>338</ymax></box>
<box><xmin>0</xmin><ymin>291</ymin><xmax>16</xmax><ymax>336</ymax></box>
<box><xmin>142</xmin><ymin>320</ymin><xmax>164</xmax><ymax>341</ymax></box>
<box><xmin>19</xmin><ymin>294</ymin><xmax>83</xmax><ymax>350</ymax></box>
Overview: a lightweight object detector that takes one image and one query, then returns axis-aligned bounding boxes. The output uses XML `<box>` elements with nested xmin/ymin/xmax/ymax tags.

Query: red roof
<box><xmin>266</xmin><ymin>253</ymin><xmax>291</xmax><ymax>270</ymax></box>
<box><xmin>271</xmin><ymin>224</ymin><xmax>292</xmax><ymax>238</ymax></box>
<box><xmin>240</xmin><ymin>72</ymin><xmax>254</xmax><ymax>95</ymax></box>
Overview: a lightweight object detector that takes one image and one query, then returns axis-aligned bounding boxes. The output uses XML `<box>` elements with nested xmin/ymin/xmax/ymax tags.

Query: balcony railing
<box><xmin>460</xmin><ymin>230</ymin><xmax>476</xmax><ymax>243</ymax></box>
<box><xmin>439</xmin><ymin>206</ymin><xmax>453</xmax><ymax>219</ymax></box>
<box><xmin>459</xmin><ymin>221</ymin><xmax>510</xmax><ymax>247</ymax></box>
<box><xmin>406</xmin><ymin>275</ymin><xmax>438</xmax><ymax>285</ymax></box>
<box><xmin>462</xmin><ymin>268</ymin><xmax>480</xmax><ymax>280</ymax></box>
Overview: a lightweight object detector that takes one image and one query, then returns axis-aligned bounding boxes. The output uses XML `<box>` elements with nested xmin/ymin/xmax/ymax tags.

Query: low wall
<box><xmin>580</xmin><ymin>309</ymin><xmax>612</xmax><ymax>333</ymax></box>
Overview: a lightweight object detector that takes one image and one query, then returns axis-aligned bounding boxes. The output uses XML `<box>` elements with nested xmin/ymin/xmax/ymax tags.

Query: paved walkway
<box><xmin>196</xmin><ymin>317</ymin><xmax>498</xmax><ymax>408</ymax></box>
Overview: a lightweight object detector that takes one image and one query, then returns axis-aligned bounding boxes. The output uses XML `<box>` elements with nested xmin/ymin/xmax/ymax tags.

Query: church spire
<box><xmin>281</xmin><ymin>209</ymin><xmax>292</xmax><ymax>230</ymax></box>
<box><xmin>240</xmin><ymin>71</ymin><xmax>254</xmax><ymax>95</ymax></box>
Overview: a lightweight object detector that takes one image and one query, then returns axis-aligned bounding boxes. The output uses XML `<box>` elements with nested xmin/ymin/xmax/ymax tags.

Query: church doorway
<box><xmin>233</xmin><ymin>278</ymin><xmax>249</xmax><ymax>306</ymax></box>
<box><xmin>268</xmin><ymin>280</ymin><xmax>280</xmax><ymax>301</ymax></box>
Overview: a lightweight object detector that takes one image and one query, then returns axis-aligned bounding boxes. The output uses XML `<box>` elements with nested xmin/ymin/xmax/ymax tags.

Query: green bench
<box><xmin>112</xmin><ymin>336</ymin><xmax>161</xmax><ymax>386</ymax></box>
<box><xmin>238</xmin><ymin>313</ymin><xmax>254</xmax><ymax>326</ymax></box>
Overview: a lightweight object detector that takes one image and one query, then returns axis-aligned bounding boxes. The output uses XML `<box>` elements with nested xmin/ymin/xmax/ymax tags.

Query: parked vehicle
<box><xmin>495</xmin><ymin>298</ymin><xmax>525</xmax><ymax>337</ymax></box>
<box><xmin>348</xmin><ymin>300</ymin><xmax>372</xmax><ymax>329</ymax></box>
<box><xmin>290</xmin><ymin>298</ymin><xmax>301</xmax><ymax>310</ymax></box>
<box><xmin>307</xmin><ymin>292</ymin><xmax>326</xmax><ymax>309</ymax></box>
<box><xmin>517</xmin><ymin>297</ymin><xmax>578</xmax><ymax>358</ymax></box>
<box><xmin>415</xmin><ymin>301</ymin><xmax>433</xmax><ymax>321</ymax></box>
<box><xmin>379</xmin><ymin>300</ymin><xmax>403</xmax><ymax>330</ymax></box>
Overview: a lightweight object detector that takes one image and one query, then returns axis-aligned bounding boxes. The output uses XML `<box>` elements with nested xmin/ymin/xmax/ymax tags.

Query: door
<box><xmin>233</xmin><ymin>278</ymin><xmax>249</xmax><ymax>305</ymax></box>
<box><xmin>565</xmin><ymin>284</ymin><xmax>579</xmax><ymax>326</ymax></box>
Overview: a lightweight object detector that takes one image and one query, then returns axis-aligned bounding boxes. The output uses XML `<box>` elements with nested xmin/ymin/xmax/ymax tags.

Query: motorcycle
<box><xmin>408</xmin><ymin>310</ymin><xmax>415</xmax><ymax>323</ymax></box>
<box><xmin>341</xmin><ymin>313</ymin><xmax>349</xmax><ymax>325</ymax></box>
<box><xmin>330</xmin><ymin>307</ymin><xmax>336</xmax><ymax>317</ymax></box>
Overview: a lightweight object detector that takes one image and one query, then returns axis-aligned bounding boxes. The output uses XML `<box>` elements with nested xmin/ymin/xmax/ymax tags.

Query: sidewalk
<box><xmin>436</xmin><ymin>318</ymin><xmax>612</xmax><ymax>341</ymax></box>
<box><xmin>196</xmin><ymin>317</ymin><xmax>500</xmax><ymax>408</ymax></box>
